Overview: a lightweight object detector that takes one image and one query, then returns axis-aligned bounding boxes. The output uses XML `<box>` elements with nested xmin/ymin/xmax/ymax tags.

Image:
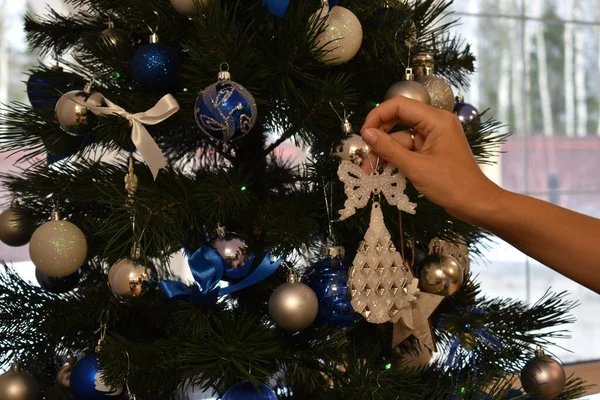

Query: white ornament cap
<box><xmin>404</xmin><ymin>68</ymin><xmax>415</xmax><ymax>81</ymax></box>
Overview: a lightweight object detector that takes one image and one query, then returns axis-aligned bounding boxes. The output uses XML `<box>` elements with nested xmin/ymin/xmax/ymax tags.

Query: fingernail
<box><xmin>362</xmin><ymin>128</ymin><xmax>379</xmax><ymax>145</ymax></box>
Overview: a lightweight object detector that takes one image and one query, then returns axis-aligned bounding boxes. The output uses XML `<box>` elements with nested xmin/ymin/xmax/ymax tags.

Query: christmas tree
<box><xmin>0</xmin><ymin>0</ymin><xmax>591</xmax><ymax>399</ymax></box>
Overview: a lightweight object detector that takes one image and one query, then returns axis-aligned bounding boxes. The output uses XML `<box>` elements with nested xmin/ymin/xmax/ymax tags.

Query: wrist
<box><xmin>449</xmin><ymin>180</ymin><xmax>507</xmax><ymax>228</ymax></box>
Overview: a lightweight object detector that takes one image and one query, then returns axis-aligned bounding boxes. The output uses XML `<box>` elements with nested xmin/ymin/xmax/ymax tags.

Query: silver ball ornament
<box><xmin>269</xmin><ymin>273</ymin><xmax>318</xmax><ymax>331</ymax></box>
<box><xmin>170</xmin><ymin>0</ymin><xmax>207</xmax><ymax>15</ymax></box>
<box><xmin>0</xmin><ymin>201</ymin><xmax>31</xmax><ymax>247</ymax></box>
<box><xmin>384</xmin><ymin>80</ymin><xmax>431</xmax><ymax>104</ymax></box>
<box><xmin>520</xmin><ymin>349</ymin><xmax>566</xmax><ymax>400</ymax></box>
<box><xmin>418</xmin><ymin>254</ymin><xmax>463</xmax><ymax>296</ymax></box>
<box><xmin>29</xmin><ymin>211</ymin><xmax>87</xmax><ymax>278</ymax></box>
<box><xmin>313</xmin><ymin>5</ymin><xmax>363</xmax><ymax>64</ymax></box>
<box><xmin>416</xmin><ymin>75</ymin><xmax>455</xmax><ymax>112</ymax></box>
<box><xmin>108</xmin><ymin>258</ymin><xmax>156</xmax><ymax>299</ymax></box>
<box><xmin>56</xmin><ymin>356</ymin><xmax>77</xmax><ymax>389</ymax></box>
<box><xmin>0</xmin><ymin>363</ymin><xmax>40</xmax><ymax>400</ymax></box>
<box><xmin>55</xmin><ymin>87</ymin><xmax>103</xmax><ymax>136</ymax></box>
<box><xmin>333</xmin><ymin>134</ymin><xmax>369</xmax><ymax>166</ymax></box>
<box><xmin>211</xmin><ymin>231</ymin><xmax>250</xmax><ymax>270</ymax></box>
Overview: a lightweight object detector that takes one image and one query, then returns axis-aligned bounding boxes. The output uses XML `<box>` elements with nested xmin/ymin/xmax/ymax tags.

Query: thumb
<box><xmin>361</xmin><ymin>128</ymin><xmax>418</xmax><ymax>174</ymax></box>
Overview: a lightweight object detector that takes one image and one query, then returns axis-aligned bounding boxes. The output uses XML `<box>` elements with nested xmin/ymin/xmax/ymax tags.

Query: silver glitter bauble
<box><xmin>312</xmin><ymin>4</ymin><xmax>363</xmax><ymax>64</ymax></box>
<box><xmin>418</xmin><ymin>254</ymin><xmax>463</xmax><ymax>296</ymax></box>
<box><xmin>55</xmin><ymin>86</ymin><xmax>103</xmax><ymax>136</ymax></box>
<box><xmin>101</xmin><ymin>22</ymin><xmax>129</xmax><ymax>47</ymax></box>
<box><xmin>0</xmin><ymin>201</ymin><xmax>31</xmax><ymax>247</ymax></box>
<box><xmin>333</xmin><ymin>134</ymin><xmax>370</xmax><ymax>166</ymax></box>
<box><xmin>29</xmin><ymin>211</ymin><xmax>87</xmax><ymax>278</ymax></box>
<box><xmin>56</xmin><ymin>356</ymin><xmax>77</xmax><ymax>389</ymax></box>
<box><xmin>384</xmin><ymin>80</ymin><xmax>431</xmax><ymax>104</ymax></box>
<box><xmin>269</xmin><ymin>273</ymin><xmax>318</xmax><ymax>331</ymax></box>
<box><xmin>210</xmin><ymin>231</ymin><xmax>250</xmax><ymax>270</ymax></box>
<box><xmin>108</xmin><ymin>258</ymin><xmax>156</xmax><ymax>299</ymax></box>
<box><xmin>0</xmin><ymin>363</ymin><xmax>40</xmax><ymax>400</ymax></box>
<box><xmin>416</xmin><ymin>75</ymin><xmax>454</xmax><ymax>112</ymax></box>
<box><xmin>170</xmin><ymin>0</ymin><xmax>207</xmax><ymax>15</ymax></box>
<box><xmin>520</xmin><ymin>349</ymin><xmax>566</xmax><ymax>400</ymax></box>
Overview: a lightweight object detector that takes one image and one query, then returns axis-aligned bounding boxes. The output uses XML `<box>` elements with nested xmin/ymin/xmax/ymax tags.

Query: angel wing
<box><xmin>337</xmin><ymin>161</ymin><xmax>417</xmax><ymax>220</ymax></box>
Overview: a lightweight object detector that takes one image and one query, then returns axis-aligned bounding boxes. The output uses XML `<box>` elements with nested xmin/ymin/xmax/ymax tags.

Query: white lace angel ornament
<box><xmin>339</xmin><ymin>156</ymin><xmax>444</xmax><ymax>351</ymax></box>
<box><xmin>338</xmin><ymin>155</ymin><xmax>416</xmax><ymax>321</ymax></box>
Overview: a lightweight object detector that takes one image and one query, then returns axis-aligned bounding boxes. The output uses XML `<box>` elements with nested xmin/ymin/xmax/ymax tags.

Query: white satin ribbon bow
<box><xmin>89</xmin><ymin>94</ymin><xmax>180</xmax><ymax>179</ymax></box>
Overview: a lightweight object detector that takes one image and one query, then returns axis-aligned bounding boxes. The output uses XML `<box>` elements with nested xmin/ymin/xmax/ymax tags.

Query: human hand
<box><xmin>360</xmin><ymin>96</ymin><xmax>504</xmax><ymax>223</ymax></box>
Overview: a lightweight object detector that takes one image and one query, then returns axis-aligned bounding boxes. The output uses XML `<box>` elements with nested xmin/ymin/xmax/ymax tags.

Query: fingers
<box><xmin>390</xmin><ymin>130</ymin><xmax>424</xmax><ymax>151</ymax></box>
<box><xmin>361</xmin><ymin>128</ymin><xmax>420</xmax><ymax>174</ymax></box>
<box><xmin>362</xmin><ymin>96</ymin><xmax>441</xmax><ymax>137</ymax></box>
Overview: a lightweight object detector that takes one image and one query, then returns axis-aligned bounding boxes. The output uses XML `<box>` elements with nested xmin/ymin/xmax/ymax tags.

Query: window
<box><xmin>450</xmin><ymin>0</ymin><xmax>600</xmax><ymax>365</ymax></box>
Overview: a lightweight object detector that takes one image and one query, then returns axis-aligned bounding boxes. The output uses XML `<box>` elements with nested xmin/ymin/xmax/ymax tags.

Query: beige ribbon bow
<box><xmin>89</xmin><ymin>94</ymin><xmax>180</xmax><ymax>179</ymax></box>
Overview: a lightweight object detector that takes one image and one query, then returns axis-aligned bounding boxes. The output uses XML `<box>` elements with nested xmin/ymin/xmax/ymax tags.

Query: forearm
<box><xmin>466</xmin><ymin>188</ymin><xmax>600</xmax><ymax>294</ymax></box>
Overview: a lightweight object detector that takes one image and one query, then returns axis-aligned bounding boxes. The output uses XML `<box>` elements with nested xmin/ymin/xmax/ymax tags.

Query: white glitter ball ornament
<box><xmin>312</xmin><ymin>3</ymin><xmax>363</xmax><ymax>65</ymax></box>
<box><xmin>29</xmin><ymin>211</ymin><xmax>87</xmax><ymax>278</ymax></box>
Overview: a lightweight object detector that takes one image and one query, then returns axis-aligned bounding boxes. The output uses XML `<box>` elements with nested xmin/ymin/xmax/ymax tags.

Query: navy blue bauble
<box><xmin>454</xmin><ymin>97</ymin><xmax>480</xmax><ymax>126</ymax></box>
<box><xmin>131</xmin><ymin>42</ymin><xmax>180</xmax><ymax>91</ymax></box>
<box><xmin>194</xmin><ymin>74</ymin><xmax>257</xmax><ymax>141</ymax></box>
<box><xmin>303</xmin><ymin>248</ymin><xmax>362</xmax><ymax>330</ymax></box>
<box><xmin>36</xmin><ymin>268</ymin><xmax>80</xmax><ymax>293</ymax></box>
<box><xmin>27</xmin><ymin>68</ymin><xmax>86</xmax><ymax>111</ymax></box>
<box><xmin>222</xmin><ymin>382</ymin><xmax>278</xmax><ymax>400</ymax></box>
<box><xmin>70</xmin><ymin>353</ymin><xmax>124</xmax><ymax>400</ymax></box>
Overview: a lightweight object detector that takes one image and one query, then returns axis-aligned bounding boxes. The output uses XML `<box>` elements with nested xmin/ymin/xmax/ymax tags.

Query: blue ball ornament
<box><xmin>303</xmin><ymin>246</ymin><xmax>362</xmax><ymax>329</ymax></box>
<box><xmin>70</xmin><ymin>353</ymin><xmax>123</xmax><ymax>400</ymax></box>
<box><xmin>454</xmin><ymin>94</ymin><xmax>480</xmax><ymax>126</ymax></box>
<box><xmin>131</xmin><ymin>34</ymin><xmax>180</xmax><ymax>91</ymax></box>
<box><xmin>222</xmin><ymin>381</ymin><xmax>278</xmax><ymax>400</ymax></box>
<box><xmin>194</xmin><ymin>65</ymin><xmax>257</xmax><ymax>141</ymax></box>
<box><xmin>27</xmin><ymin>67</ymin><xmax>86</xmax><ymax>111</ymax></box>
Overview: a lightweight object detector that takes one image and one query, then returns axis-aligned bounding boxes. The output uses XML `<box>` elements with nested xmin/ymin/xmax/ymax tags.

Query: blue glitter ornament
<box><xmin>70</xmin><ymin>353</ymin><xmax>123</xmax><ymax>400</ymax></box>
<box><xmin>131</xmin><ymin>33</ymin><xmax>180</xmax><ymax>91</ymax></box>
<box><xmin>222</xmin><ymin>382</ymin><xmax>278</xmax><ymax>400</ymax></box>
<box><xmin>194</xmin><ymin>63</ymin><xmax>257</xmax><ymax>141</ymax></box>
<box><xmin>303</xmin><ymin>245</ymin><xmax>362</xmax><ymax>329</ymax></box>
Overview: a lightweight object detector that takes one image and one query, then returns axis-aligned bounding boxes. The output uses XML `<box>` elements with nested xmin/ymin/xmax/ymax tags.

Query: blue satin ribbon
<box><xmin>262</xmin><ymin>0</ymin><xmax>339</xmax><ymax>18</ymax></box>
<box><xmin>442</xmin><ymin>308</ymin><xmax>501</xmax><ymax>368</ymax></box>
<box><xmin>160</xmin><ymin>246</ymin><xmax>282</xmax><ymax>305</ymax></box>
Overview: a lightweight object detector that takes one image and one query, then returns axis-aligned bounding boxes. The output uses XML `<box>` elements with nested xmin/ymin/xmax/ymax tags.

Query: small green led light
<box><xmin>241</xmin><ymin>186</ymin><xmax>247</xmax><ymax>191</ymax></box>
<box><xmin>384</xmin><ymin>363</ymin><xmax>392</xmax><ymax>370</ymax></box>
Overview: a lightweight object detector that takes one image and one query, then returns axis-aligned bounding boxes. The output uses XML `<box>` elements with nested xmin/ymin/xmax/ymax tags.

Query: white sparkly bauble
<box><xmin>170</xmin><ymin>0</ymin><xmax>206</xmax><ymax>15</ymax></box>
<box><xmin>313</xmin><ymin>5</ymin><xmax>363</xmax><ymax>65</ymax></box>
<box><xmin>333</xmin><ymin>134</ymin><xmax>369</xmax><ymax>166</ymax></box>
<box><xmin>269</xmin><ymin>273</ymin><xmax>318</xmax><ymax>331</ymax></box>
<box><xmin>416</xmin><ymin>75</ymin><xmax>454</xmax><ymax>111</ymax></box>
<box><xmin>384</xmin><ymin>80</ymin><xmax>431</xmax><ymax>104</ymax></box>
<box><xmin>29</xmin><ymin>212</ymin><xmax>87</xmax><ymax>278</ymax></box>
<box><xmin>108</xmin><ymin>258</ymin><xmax>156</xmax><ymax>299</ymax></box>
